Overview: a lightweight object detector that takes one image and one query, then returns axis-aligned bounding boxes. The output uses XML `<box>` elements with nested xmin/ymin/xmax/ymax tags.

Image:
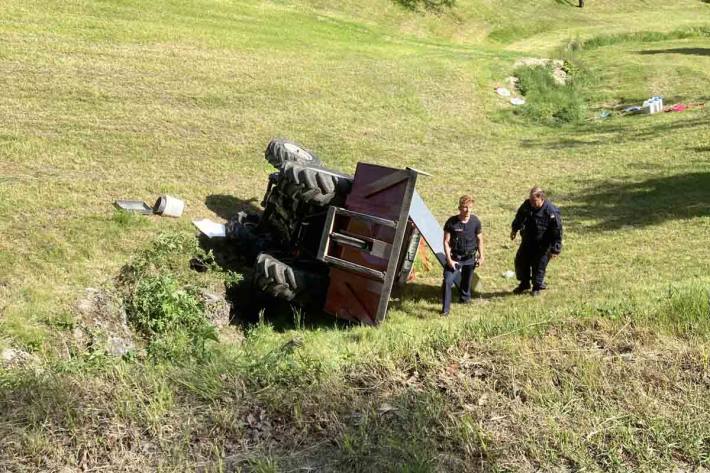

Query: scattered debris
<box><xmin>114</xmin><ymin>200</ymin><xmax>153</xmax><ymax>214</ymax></box>
<box><xmin>666</xmin><ymin>103</ymin><xmax>688</xmax><ymax>112</ymax></box>
<box><xmin>510</xmin><ymin>97</ymin><xmax>526</xmax><ymax>106</ymax></box>
<box><xmin>642</xmin><ymin>96</ymin><xmax>663</xmax><ymax>114</ymax></box>
<box><xmin>153</xmin><ymin>195</ymin><xmax>185</xmax><ymax>218</ymax></box>
<box><xmin>624</xmin><ymin>106</ymin><xmax>643</xmax><ymax>114</ymax></box>
<box><xmin>598</xmin><ymin>110</ymin><xmax>612</xmax><ymax>119</ymax></box>
<box><xmin>114</xmin><ymin>195</ymin><xmax>185</xmax><ymax>218</ymax></box>
<box><xmin>495</xmin><ymin>87</ymin><xmax>511</xmax><ymax>97</ymax></box>
<box><xmin>193</xmin><ymin>218</ymin><xmax>226</xmax><ymax>238</ymax></box>
<box><xmin>502</xmin><ymin>270</ymin><xmax>515</xmax><ymax>279</ymax></box>
<box><xmin>623</xmin><ymin>96</ymin><xmax>666</xmax><ymax>115</ymax></box>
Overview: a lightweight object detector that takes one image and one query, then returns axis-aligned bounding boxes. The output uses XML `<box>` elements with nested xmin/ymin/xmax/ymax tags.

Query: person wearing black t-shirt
<box><xmin>441</xmin><ymin>195</ymin><xmax>485</xmax><ymax>315</ymax></box>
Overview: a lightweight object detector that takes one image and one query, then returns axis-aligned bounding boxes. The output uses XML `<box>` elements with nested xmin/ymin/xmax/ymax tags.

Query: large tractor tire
<box><xmin>281</xmin><ymin>162</ymin><xmax>352</xmax><ymax>206</ymax></box>
<box><xmin>265</xmin><ymin>139</ymin><xmax>321</xmax><ymax>169</ymax></box>
<box><xmin>253</xmin><ymin>253</ymin><xmax>300</xmax><ymax>301</ymax></box>
<box><xmin>253</xmin><ymin>253</ymin><xmax>328</xmax><ymax>304</ymax></box>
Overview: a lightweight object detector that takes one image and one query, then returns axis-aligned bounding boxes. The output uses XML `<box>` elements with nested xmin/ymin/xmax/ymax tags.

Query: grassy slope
<box><xmin>1</xmin><ymin>0</ymin><xmax>709</xmax><ymax>470</ymax></box>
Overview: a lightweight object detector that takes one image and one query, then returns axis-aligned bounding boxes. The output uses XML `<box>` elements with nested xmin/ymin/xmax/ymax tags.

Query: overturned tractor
<box><xmin>219</xmin><ymin>139</ymin><xmax>451</xmax><ymax>325</ymax></box>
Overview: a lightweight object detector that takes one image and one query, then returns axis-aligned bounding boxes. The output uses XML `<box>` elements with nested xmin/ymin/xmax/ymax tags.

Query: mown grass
<box><xmin>1</xmin><ymin>0</ymin><xmax>709</xmax><ymax>470</ymax></box>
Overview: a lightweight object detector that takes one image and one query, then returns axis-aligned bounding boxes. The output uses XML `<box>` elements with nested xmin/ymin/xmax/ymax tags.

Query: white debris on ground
<box><xmin>495</xmin><ymin>87</ymin><xmax>511</xmax><ymax>97</ymax></box>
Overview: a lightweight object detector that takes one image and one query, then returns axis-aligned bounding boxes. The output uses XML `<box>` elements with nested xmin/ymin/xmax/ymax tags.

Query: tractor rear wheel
<box><xmin>281</xmin><ymin>162</ymin><xmax>352</xmax><ymax>206</ymax></box>
<box><xmin>253</xmin><ymin>253</ymin><xmax>300</xmax><ymax>301</ymax></box>
<box><xmin>265</xmin><ymin>139</ymin><xmax>321</xmax><ymax>169</ymax></box>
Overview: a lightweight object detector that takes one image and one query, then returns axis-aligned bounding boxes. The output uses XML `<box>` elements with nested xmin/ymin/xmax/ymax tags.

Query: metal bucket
<box><xmin>154</xmin><ymin>195</ymin><xmax>185</xmax><ymax>217</ymax></box>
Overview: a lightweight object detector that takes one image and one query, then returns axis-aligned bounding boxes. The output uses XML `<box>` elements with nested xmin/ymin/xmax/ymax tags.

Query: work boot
<box><xmin>513</xmin><ymin>284</ymin><xmax>530</xmax><ymax>295</ymax></box>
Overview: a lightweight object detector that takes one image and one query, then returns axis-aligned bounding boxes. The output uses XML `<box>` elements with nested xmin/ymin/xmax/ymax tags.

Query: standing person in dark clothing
<box><xmin>441</xmin><ymin>195</ymin><xmax>484</xmax><ymax>315</ymax></box>
<box><xmin>510</xmin><ymin>186</ymin><xmax>563</xmax><ymax>296</ymax></box>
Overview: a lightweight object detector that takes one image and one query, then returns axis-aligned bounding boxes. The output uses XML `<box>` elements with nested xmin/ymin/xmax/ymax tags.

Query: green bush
<box><xmin>119</xmin><ymin>232</ymin><xmax>238</xmax><ymax>362</ymax></box>
<box><xmin>513</xmin><ymin>62</ymin><xmax>588</xmax><ymax>126</ymax></box>
<box><xmin>128</xmin><ymin>274</ymin><xmax>217</xmax><ymax>361</ymax></box>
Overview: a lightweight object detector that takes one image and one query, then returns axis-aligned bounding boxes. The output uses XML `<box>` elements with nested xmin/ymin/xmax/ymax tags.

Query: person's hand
<box><xmin>510</xmin><ymin>230</ymin><xmax>517</xmax><ymax>241</ymax></box>
<box><xmin>477</xmin><ymin>255</ymin><xmax>485</xmax><ymax>266</ymax></box>
<box><xmin>447</xmin><ymin>258</ymin><xmax>456</xmax><ymax>270</ymax></box>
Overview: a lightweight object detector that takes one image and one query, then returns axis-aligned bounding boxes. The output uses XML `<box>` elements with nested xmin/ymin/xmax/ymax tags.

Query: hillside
<box><xmin>1</xmin><ymin>0</ymin><xmax>709</xmax><ymax>471</ymax></box>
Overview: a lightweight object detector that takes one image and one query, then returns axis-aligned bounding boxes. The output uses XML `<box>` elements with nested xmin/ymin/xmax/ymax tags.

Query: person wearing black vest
<box><xmin>510</xmin><ymin>186</ymin><xmax>563</xmax><ymax>296</ymax></box>
<box><xmin>441</xmin><ymin>195</ymin><xmax>484</xmax><ymax>315</ymax></box>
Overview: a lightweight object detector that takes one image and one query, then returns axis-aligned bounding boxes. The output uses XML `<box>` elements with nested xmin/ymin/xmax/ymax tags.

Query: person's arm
<box><xmin>443</xmin><ymin>231</ymin><xmax>455</xmax><ymax>269</ymax></box>
<box><xmin>510</xmin><ymin>202</ymin><xmax>527</xmax><ymax>240</ymax></box>
<box><xmin>476</xmin><ymin>232</ymin><xmax>484</xmax><ymax>266</ymax></box>
<box><xmin>549</xmin><ymin>209</ymin><xmax>563</xmax><ymax>257</ymax></box>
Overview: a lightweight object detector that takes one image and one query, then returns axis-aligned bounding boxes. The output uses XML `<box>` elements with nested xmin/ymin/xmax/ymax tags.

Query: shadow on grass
<box><xmin>205</xmin><ymin>194</ymin><xmax>261</xmax><ymax>220</ymax></box>
<box><xmin>393</xmin><ymin>281</ymin><xmax>514</xmax><ymax>308</ymax></box>
<box><xmin>637</xmin><ymin>48</ymin><xmax>710</xmax><ymax>57</ymax></box>
<box><xmin>568</xmin><ymin>172</ymin><xmax>710</xmax><ymax>230</ymax></box>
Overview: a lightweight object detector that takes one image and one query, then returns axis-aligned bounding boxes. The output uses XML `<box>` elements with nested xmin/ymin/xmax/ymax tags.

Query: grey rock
<box><xmin>1</xmin><ymin>348</ymin><xmax>33</xmax><ymax>368</ymax></box>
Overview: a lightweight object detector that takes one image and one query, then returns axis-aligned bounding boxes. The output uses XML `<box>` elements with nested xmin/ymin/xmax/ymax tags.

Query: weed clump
<box><xmin>118</xmin><ymin>232</ymin><xmax>240</xmax><ymax>362</ymax></box>
<box><xmin>513</xmin><ymin>60</ymin><xmax>590</xmax><ymax>126</ymax></box>
<box><xmin>129</xmin><ymin>274</ymin><xmax>217</xmax><ymax>361</ymax></box>
<box><xmin>655</xmin><ymin>284</ymin><xmax>710</xmax><ymax>338</ymax></box>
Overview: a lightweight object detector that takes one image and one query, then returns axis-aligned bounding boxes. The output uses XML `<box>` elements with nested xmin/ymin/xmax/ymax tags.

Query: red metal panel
<box><xmin>322</xmin><ymin>163</ymin><xmax>417</xmax><ymax>324</ymax></box>
<box><xmin>345</xmin><ymin>165</ymin><xmax>411</xmax><ymax>220</ymax></box>
<box><xmin>323</xmin><ymin>269</ymin><xmax>382</xmax><ymax>324</ymax></box>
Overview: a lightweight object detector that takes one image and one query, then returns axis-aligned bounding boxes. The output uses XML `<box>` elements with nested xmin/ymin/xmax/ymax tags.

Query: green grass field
<box><xmin>1</xmin><ymin>0</ymin><xmax>709</xmax><ymax>471</ymax></box>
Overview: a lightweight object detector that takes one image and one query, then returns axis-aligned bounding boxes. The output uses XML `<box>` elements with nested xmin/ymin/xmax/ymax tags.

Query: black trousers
<box><xmin>441</xmin><ymin>259</ymin><xmax>475</xmax><ymax>314</ymax></box>
<box><xmin>515</xmin><ymin>245</ymin><xmax>550</xmax><ymax>290</ymax></box>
